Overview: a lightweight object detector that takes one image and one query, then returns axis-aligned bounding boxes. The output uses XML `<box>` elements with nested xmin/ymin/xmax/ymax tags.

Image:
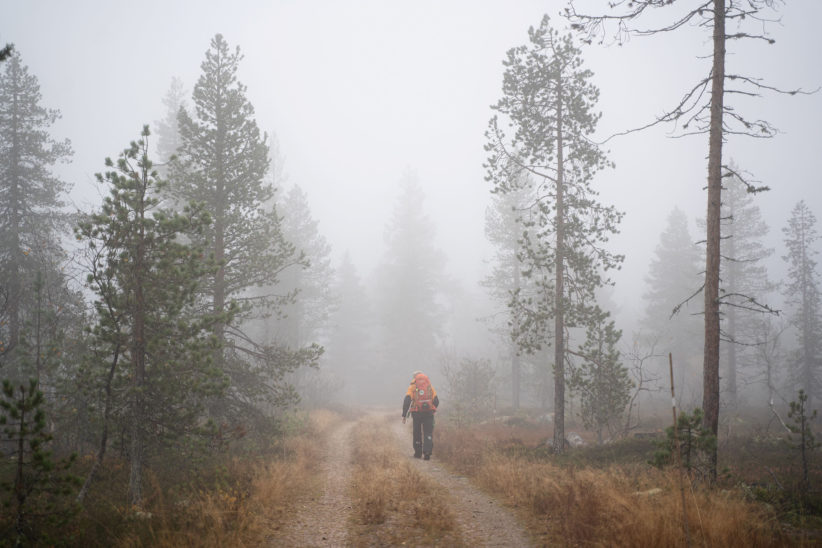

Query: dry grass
<box><xmin>436</xmin><ymin>423</ymin><xmax>790</xmax><ymax>547</ymax></box>
<box><xmin>71</xmin><ymin>409</ymin><xmax>340</xmax><ymax>547</ymax></box>
<box><xmin>349</xmin><ymin>415</ymin><xmax>465</xmax><ymax>547</ymax></box>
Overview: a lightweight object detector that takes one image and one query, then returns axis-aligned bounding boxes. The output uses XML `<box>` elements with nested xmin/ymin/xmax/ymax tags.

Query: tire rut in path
<box><xmin>392</xmin><ymin>419</ymin><xmax>533</xmax><ymax>548</ymax></box>
<box><xmin>272</xmin><ymin>420</ymin><xmax>354</xmax><ymax>547</ymax></box>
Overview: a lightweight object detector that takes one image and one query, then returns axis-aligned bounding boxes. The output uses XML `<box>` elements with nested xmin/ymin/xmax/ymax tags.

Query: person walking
<box><xmin>402</xmin><ymin>370</ymin><xmax>440</xmax><ymax>460</ymax></box>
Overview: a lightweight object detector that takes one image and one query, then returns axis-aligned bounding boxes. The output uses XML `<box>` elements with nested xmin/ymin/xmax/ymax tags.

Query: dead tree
<box><xmin>566</xmin><ymin>0</ymin><xmax>813</xmax><ymax>482</ymax></box>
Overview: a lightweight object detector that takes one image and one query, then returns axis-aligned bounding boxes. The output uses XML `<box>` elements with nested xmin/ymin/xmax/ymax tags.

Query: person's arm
<box><xmin>433</xmin><ymin>394</ymin><xmax>439</xmax><ymax>408</ymax></box>
<box><xmin>402</xmin><ymin>395</ymin><xmax>412</xmax><ymax>421</ymax></box>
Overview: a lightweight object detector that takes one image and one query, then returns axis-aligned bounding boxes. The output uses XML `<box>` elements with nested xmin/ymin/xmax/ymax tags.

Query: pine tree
<box><xmin>569</xmin><ymin>307</ymin><xmax>631</xmax><ymax>444</ymax></box>
<box><xmin>641</xmin><ymin>207</ymin><xmax>703</xmax><ymax>389</ymax></box>
<box><xmin>0</xmin><ymin>51</ymin><xmax>72</xmax><ymax>359</ymax></box>
<box><xmin>275</xmin><ymin>185</ymin><xmax>335</xmax><ymax>349</ymax></box>
<box><xmin>0</xmin><ymin>379</ymin><xmax>79</xmax><ymax>544</ymax></box>
<box><xmin>717</xmin><ymin>164</ymin><xmax>774</xmax><ymax>406</ymax></box>
<box><xmin>374</xmin><ymin>172</ymin><xmax>446</xmax><ymax>393</ymax></box>
<box><xmin>782</xmin><ymin>201</ymin><xmax>822</xmax><ymax>407</ymax></box>
<box><xmin>325</xmin><ymin>254</ymin><xmax>374</xmax><ymax>400</ymax></box>
<box><xmin>153</xmin><ymin>76</ymin><xmax>187</xmax><ymax>170</ymax></box>
<box><xmin>274</xmin><ymin>185</ymin><xmax>336</xmax><ymax>405</ymax></box>
<box><xmin>76</xmin><ymin>126</ymin><xmax>223</xmax><ymax>507</ymax></box>
<box><xmin>483</xmin><ymin>165</ymin><xmax>534</xmax><ymax>410</ymax></box>
<box><xmin>169</xmin><ymin>34</ymin><xmax>318</xmax><ymax>425</ymax></box>
<box><xmin>485</xmin><ymin>16</ymin><xmax>623</xmax><ymax>452</ymax></box>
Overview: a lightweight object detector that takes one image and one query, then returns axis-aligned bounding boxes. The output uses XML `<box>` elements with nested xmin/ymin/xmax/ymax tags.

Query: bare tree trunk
<box><xmin>128</xmin><ymin>185</ymin><xmax>148</xmax><ymax>508</ymax></box>
<box><xmin>513</xmin><ymin>265</ymin><xmax>521</xmax><ymax>410</ymax></box>
<box><xmin>702</xmin><ymin>0</ymin><xmax>727</xmax><ymax>483</ymax></box>
<box><xmin>77</xmin><ymin>347</ymin><xmax>120</xmax><ymax>504</ymax></box>
<box><xmin>553</xmin><ymin>85</ymin><xmax>566</xmax><ymax>453</ymax></box>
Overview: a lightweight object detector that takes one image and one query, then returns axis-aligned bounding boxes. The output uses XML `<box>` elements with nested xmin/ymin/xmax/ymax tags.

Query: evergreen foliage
<box><xmin>0</xmin><ymin>379</ymin><xmax>79</xmax><ymax>545</ymax></box>
<box><xmin>153</xmin><ymin>76</ymin><xmax>187</xmax><ymax>173</ymax></box>
<box><xmin>0</xmin><ymin>51</ymin><xmax>72</xmax><ymax>362</ymax></box>
<box><xmin>485</xmin><ymin>15</ymin><xmax>623</xmax><ymax>451</ymax></box>
<box><xmin>325</xmin><ymin>254</ymin><xmax>375</xmax><ymax>401</ymax></box>
<box><xmin>169</xmin><ymin>34</ymin><xmax>320</xmax><ymax>427</ymax></box>
<box><xmin>375</xmin><ymin>173</ymin><xmax>446</xmax><ymax>391</ymax></box>
<box><xmin>483</xmin><ymin>165</ymin><xmax>538</xmax><ymax>410</ymax></box>
<box><xmin>569</xmin><ymin>308</ymin><xmax>632</xmax><ymax>444</ymax></box>
<box><xmin>76</xmin><ymin>126</ymin><xmax>224</xmax><ymax>506</ymax></box>
<box><xmin>652</xmin><ymin>407</ymin><xmax>717</xmax><ymax>483</ymax></box>
<box><xmin>441</xmin><ymin>356</ymin><xmax>495</xmax><ymax>425</ymax></box>
<box><xmin>714</xmin><ymin>164</ymin><xmax>775</xmax><ymax>405</ymax></box>
<box><xmin>641</xmin><ymin>207</ymin><xmax>703</xmax><ymax>386</ymax></box>
<box><xmin>275</xmin><ymin>185</ymin><xmax>336</xmax><ymax>349</ymax></box>
<box><xmin>787</xmin><ymin>389</ymin><xmax>819</xmax><ymax>497</ymax></box>
<box><xmin>275</xmin><ymin>185</ymin><xmax>336</xmax><ymax>405</ymax></box>
<box><xmin>782</xmin><ymin>201</ymin><xmax>822</xmax><ymax>407</ymax></box>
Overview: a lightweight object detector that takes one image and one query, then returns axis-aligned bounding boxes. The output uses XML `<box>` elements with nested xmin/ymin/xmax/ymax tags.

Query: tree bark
<box><xmin>702</xmin><ymin>0</ymin><xmax>727</xmax><ymax>483</ymax></box>
<box><xmin>512</xmin><ymin>264</ymin><xmax>521</xmax><ymax>410</ymax></box>
<box><xmin>128</xmin><ymin>175</ymin><xmax>149</xmax><ymax>508</ymax></box>
<box><xmin>553</xmin><ymin>81</ymin><xmax>566</xmax><ymax>453</ymax></box>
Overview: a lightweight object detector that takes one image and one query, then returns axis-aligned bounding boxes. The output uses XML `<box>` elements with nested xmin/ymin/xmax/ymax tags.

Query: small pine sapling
<box><xmin>787</xmin><ymin>389</ymin><xmax>819</xmax><ymax>498</ymax></box>
<box><xmin>652</xmin><ymin>408</ymin><xmax>717</xmax><ymax>484</ymax></box>
<box><xmin>0</xmin><ymin>379</ymin><xmax>80</xmax><ymax>544</ymax></box>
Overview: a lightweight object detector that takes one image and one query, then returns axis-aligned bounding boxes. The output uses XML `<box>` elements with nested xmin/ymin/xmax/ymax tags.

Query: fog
<box><xmin>5</xmin><ymin>0</ymin><xmax>822</xmax><ymax>410</ymax></box>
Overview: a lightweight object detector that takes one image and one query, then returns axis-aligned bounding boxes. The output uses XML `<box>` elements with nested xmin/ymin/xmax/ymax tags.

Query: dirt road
<box><xmin>272</xmin><ymin>412</ymin><xmax>532</xmax><ymax>547</ymax></box>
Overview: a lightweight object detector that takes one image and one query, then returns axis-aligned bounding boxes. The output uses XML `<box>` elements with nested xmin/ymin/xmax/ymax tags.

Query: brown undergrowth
<box><xmin>71</xmin><ymin>409</ymin><xmax>341</xmax><ymax>547</ymax></box>
<box><xmin>436</xmin><ymin>423</ymin><xmax>790</xmax><ymax>547</ymax></box>
<box><xmin>349</xmin><ymin>415</ymin><xmax>465</xmax><ymax>547</ymax></box>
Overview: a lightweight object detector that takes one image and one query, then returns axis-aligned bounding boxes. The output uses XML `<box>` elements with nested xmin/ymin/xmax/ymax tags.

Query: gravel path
<box><xmin>271</xmin><ymin>420</ymin><xmax>354</xmax><ymax>547</ymax></box>
<box><xmin>393</xmin><ymin>418</ymin><xmax>533</xmax><ymax>548</ymax></box>
<box><xmin>271</xmin><ymin>414</ymin><xmax>533</xmax><ymax>547</ymax></box>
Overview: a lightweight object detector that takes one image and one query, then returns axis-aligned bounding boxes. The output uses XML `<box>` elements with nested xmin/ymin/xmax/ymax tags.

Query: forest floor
<box><xmin>268</xmin><ymin>410</ymin><xmax>533</xmax><ymax>547</ymax></box>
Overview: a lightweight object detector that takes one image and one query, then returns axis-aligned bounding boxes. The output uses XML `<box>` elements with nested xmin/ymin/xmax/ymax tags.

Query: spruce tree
<box><xmin>0</xmin><ymin>51</ymin><xmax>72</xmax><ymax>360</ymax></box>
<box><xmin>170</xmin><ymin>34</ymin><xmax>318</xmax><ymax>425</ymax></box>
<box><xmin>375</xmin><ymin>172</ymin><xmax>446</xmax><ymax>392</ymax></box>
<box><xmin>324</xmin><ymin>253</ymin><xmax>375</xmax><ymax>401</ymax></box>
<box><xmin>486</xmin><ymin>16</ymin><xmax>623</xmax><ymax>452</ymax></box>
<box><xmin>782</xmin><ymin>201</ymin><xmax>822</xmax><ymax>407</ymax></box>
<box><xmin>274</xmin><ymin>185</ymin><xmax>336</xmax><ymax>404</ymax></box>
<box><xmin>275</xmin><ymin>185</ymin><xmax>335</xmax><ymax>349</ymax></box>
<box><xmin>153</xmin><ymin>76</ymin><xmax>187</xmax><ymax>170</ymax></box>
<box><xmin>76</xmin><ymin>126</ymin><xmax>223</xmax><ymax>507</ymax></box>
<box><xmin>716</xmin><ymin>164</ymin><xmax>774</xmax><ymax>406</ymax></box>
<box><xmin>641</xmin><ymin>208</ymin><xmax>703</xmax><ymax>391</ymax></box>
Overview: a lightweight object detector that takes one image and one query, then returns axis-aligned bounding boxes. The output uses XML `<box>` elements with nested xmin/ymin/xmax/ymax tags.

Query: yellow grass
<box><xmin>437</xmin><ymin>426</ymin><xmax>789</xmax><ymax>547</ymax></box>
<box><xmin>111</xmin><ymin>409</ymin><xmax>340</xmax><ymax>547</ymax></box>
<box><xmin>349</xmin><ymin>415</ymin><xmax>465</xmax><ymax>547</ymax></box>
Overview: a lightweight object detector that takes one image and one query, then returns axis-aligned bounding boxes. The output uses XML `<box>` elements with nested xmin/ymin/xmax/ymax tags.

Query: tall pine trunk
<box><xmin>703</xmin><ymin>0</ymin><xmax>726</xmax><ymax>483</ymax></box>
<box><xmin>553</xmin><ymin>82</ymin><xmax>566</xmax><ymax>453</ymax></box>
<box><xmin>128</xmin><ymin>181</ymin><xmax>148</xmax><ymax>507</ymax></box>
<box><xmin>512</xmin><ymin>264</ymin><xmax>521</xmax><ymax>410</ymax></box>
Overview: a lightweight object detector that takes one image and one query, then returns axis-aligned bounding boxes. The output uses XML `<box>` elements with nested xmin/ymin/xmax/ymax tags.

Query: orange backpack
<box><xmin>412</xmin><ymin>373</ymin><xmax>436</xmax><ymax>413</ymax></box>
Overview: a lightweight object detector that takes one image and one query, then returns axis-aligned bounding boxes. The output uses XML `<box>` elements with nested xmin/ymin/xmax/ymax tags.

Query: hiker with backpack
<box><xmin>401</xmin><ymin>370</ymin><xmax>439</xmax><ymax>460</ymax></box>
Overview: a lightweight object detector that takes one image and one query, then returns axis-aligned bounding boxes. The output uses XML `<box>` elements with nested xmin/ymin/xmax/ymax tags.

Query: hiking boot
<box><xmin>414</xmin><ymin>453</ymin><xmax>422</xmax><ymax>459</ymax></box>
<box><xmin>423</xmin><ymin>454</ymin><xmax>431</xmax><ymax>460</ymax></box>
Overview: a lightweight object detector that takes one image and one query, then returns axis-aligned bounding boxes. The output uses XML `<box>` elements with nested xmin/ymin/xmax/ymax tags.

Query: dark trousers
<box><xmin>411</xmin><ymin>412</ymin><xmax>435</xmax><ymax>456</ymax></box>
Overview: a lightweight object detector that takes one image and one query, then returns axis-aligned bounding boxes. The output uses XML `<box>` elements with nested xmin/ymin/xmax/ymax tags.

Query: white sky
<box><xmin>5</xmin><ymin>0</ymin><xmax>822</xmax><ymax>333</ymax></box>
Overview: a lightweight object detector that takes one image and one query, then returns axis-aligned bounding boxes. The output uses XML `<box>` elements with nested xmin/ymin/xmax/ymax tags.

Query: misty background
<box><xmin>5</xmin><ymin>0</ymin><xmax>821</xmax><ymax>407</ymax></box>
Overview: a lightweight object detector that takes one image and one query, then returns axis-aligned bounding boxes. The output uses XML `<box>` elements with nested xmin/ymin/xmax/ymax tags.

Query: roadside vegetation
<box><xmin>435</xmin><ymin>407</ymin><xmax>820</xmax><ymax>546</ymax></box>
<box><xmin>0</xmin><ymin>409</ymin><xmax>341</xmax><ymax>547</ymax></box>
